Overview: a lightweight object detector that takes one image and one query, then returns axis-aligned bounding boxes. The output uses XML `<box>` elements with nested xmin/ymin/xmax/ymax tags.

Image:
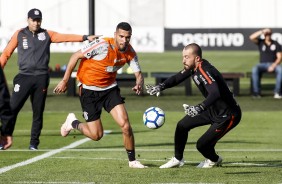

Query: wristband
<box><xmin>83</xmin><ymin>35</ymin><xmax>88</xmax><ymax>41</ymax></box>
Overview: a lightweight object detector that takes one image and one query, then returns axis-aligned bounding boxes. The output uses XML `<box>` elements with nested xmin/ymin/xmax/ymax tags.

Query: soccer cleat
<box><xmin>274</xmin><ymin>93</ymin><xmax>282</xmax><ymax>99</ymax></box>
<box><xmin>196</xmin><ymin>156</ymin><xmax>223</xmax><ymax>168</ymax></box>
<box><xmin>61</xmin><ymin>113</ymin><xmax>76</xmax><ymax>137</ymax></box>
<box><xmin>159</xmin><ymin>157</ymin><xmax>185</xmax><ymax>168</ymax></box>
<box><xmin>252</xmin><ymin>93</ymin><xmax>261</xmax><ymax>99</ymax></box>
<box><xmin>128</xmin><ymin>160</ymin><xmax>148</xmax><ymax>168</ymax></box>
<box><xmin>29</xmin><ymin>145</ymin><xmax>38</xmax><ymax>151</ymax></box>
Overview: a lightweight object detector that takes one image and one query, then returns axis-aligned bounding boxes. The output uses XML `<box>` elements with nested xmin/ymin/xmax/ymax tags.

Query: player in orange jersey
<box><xmin>53</xmin><ymin>22</ymin><xmax>147</xmax><ymax>168</ymax></box>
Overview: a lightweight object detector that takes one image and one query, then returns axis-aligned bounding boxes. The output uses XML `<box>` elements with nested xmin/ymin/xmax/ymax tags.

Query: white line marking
<box><xmin>15</xmin><ymin>182</ymin><xmax>95</xmax><ymax>184</ymax></box>
<box><xmin>0</xmin><ymin>138</ymin><xmax>90</xmax><ymax>174</ymax></box>
<box><xmin>3</xmin><ymin>148</ymin><xmax>282</xmax><ymax>152</ymax></box>
<box><xmin>50</xmin><ymin>156</ymin><xmax>282</xmax><ymax>168</ymax></box>
<box><xmin>0</xmin><ymin>130</ymin><xmax>112</xmax><ymax>174</ymax></box>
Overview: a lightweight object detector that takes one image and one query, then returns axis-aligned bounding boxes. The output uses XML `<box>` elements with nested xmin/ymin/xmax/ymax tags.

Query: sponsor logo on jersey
<box><xmin>22</xmin><ymin>37</ymin><xmax>28</xmax><ymax>49</ymax></box>
<box><xmin>206</xmin><ymin>71</ymin><xmax>215</xmax><ymax>82</ymax></box>
<box><xmin>82</xmin><ymin>38</ymin><xmax>101</xmax><ymax>50</ymax></box>
<box><xmin>199</xmin><ymin>74</ymin><xmax>207</xmax><ymax>85</ymax></box>
<box><xmin>193</xmin><ymin>75</ymin><xmax>200</xmax><ymax>85</ymax></box>
<box><xmin>114</xmin><ymin>58</ymin><xmax>126</xmax><ymax>63</ymax></box>
<box><xmin>106</xmin><ymin>65</ymin><xmax>123</xmax><ymax>72</ymax></box>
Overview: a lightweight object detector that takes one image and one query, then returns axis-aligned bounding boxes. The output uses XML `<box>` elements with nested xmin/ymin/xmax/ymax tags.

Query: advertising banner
<box><xmin>165</xmin><ymin>28</ymin><xmax>282</xmax><ymax>51</ymax></box>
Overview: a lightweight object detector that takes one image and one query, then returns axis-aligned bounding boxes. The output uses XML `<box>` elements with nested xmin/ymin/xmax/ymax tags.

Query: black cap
<box><xmin>28</xmin><ymin>8</ymin><xmax>42</xmax><ymax>19</ymax></box>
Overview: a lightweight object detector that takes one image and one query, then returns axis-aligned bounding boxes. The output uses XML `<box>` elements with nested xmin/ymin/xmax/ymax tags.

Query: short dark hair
<box><xmin>116</xmin><ymin>22</ymin><xmax>132</xmax><ymax>32</ymax></box>
<box><xmin>184</xmin><ymin>43</ymin><xmax>202</xmax><ymax>58</ymax></box>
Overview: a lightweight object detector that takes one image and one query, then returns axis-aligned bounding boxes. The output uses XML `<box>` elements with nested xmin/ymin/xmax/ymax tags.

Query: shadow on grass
<box><xmin>223</xmin><ymin>160</ymin><xmax>282</xmax><ymax>168</ymax></box>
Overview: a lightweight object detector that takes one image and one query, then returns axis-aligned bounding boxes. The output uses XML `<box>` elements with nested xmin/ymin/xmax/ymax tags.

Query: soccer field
<box><xmin>1</xmin><ymin>51</ymin><xmax>282</xmax><ymax>183</ymax></box>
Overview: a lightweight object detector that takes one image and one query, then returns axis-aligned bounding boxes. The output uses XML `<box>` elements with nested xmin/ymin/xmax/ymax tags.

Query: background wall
<box><xmin>0</xmin><ymin>0</ymin><xmax>281</xmax><ymax>52</ymax></box>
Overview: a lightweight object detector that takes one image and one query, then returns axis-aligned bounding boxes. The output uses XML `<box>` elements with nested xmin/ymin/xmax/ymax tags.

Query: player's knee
<box><xmin>89</xmin><ymin>131</ymin><xmax>104</xmax><ymax>141</ymax></box>
<box><xmin>176</xmin><ymin>119</ymin><xmax>191</xmax><ymax>131</ymax></box>
<box><xmin>121</xmin><ymin>123</ymin><xmax>133</xmax><ymax>136</ymax></box>
<box><xmin>196</xmin><ymin>140</ymin><xmax>205</xmax><ymax>152</ymax></box>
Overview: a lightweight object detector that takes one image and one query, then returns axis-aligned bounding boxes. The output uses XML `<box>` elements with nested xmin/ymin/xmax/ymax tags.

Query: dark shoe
<box><xmin>29</xmin><ymin>145</ymin><xmax>38</xmax><ymax>150</ymax></box>
<box><xmin>252</xmin><ymin>93</ymin><xmax>261</xmax><ymax>99</ymax></box>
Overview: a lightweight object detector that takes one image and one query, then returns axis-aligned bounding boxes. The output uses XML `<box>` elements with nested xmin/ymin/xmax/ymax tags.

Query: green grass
<box><xmin>1</xmin><ymin>51</ymin><xmax>282</xmax><ymax>183</ymax></box>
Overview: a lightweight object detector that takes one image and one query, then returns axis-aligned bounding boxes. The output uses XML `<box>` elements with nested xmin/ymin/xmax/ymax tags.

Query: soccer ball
<box><xmin>143</xmin><ymin>107</ymin><xmax>165</xmax><ymax>129</ymax></box>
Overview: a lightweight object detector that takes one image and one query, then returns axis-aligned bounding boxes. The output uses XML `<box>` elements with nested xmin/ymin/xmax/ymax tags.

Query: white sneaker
<box><xmin>61</xmin><ymin>113</ymin><xmax>76</xmax><ymax>137</ymax></box>
<box><xmin>274</xmin><ymin>93</ymin><xmax>282</xmax><ymax>99</ymax></box>
<box><xmin>128</xmin><ymin>160</ymin><xmax>148</xmax><ymax>168</ymax></box>
<box><xmin>159</xmin><ymin>157</ymin><xmax>185</xmax><ymax>169</ymax></box>
<box><xmin>197</xmin><ymin>156</ymin><xmax>223</xmax><ymax>168</ymax></box>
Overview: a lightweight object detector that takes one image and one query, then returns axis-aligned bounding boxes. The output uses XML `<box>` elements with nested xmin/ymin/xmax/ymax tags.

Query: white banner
<box><xmin>0</xmin><ymin>27</ymin><xmax>164</xmax><ymax>53</ymax></box>
<box><xmin>95</xmin><ymin>27</ymin><xmax>164</xmax><ymax>53</ymax></box>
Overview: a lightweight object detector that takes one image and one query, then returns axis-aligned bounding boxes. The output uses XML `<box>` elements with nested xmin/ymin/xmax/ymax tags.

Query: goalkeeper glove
<box><xmin>183</xmin><ymin>103</ymin><xmax>206</xmax><ymax>117</ymax></box>
<box><xmin>145</xmin><ymin>83</ymin><xmax>165</xmax><ymax>96</ymax></box>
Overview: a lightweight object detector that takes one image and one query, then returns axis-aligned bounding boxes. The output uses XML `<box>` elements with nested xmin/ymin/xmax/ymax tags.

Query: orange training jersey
<box><xmin>77</xmin><ymin>37</ymin><xmax>140</xmax><ymax>87</ymax></box>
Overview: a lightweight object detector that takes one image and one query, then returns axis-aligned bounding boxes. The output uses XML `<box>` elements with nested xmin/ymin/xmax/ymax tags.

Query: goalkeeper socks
<box><xmin>71</xmin><ymin>120</ymin><xmax>81</xmax><ymax>129</ymax></box>
<box><xmin>126</xmin><ymin>149</ymin><xmax>136</xmax><ymax>161</ymax></box>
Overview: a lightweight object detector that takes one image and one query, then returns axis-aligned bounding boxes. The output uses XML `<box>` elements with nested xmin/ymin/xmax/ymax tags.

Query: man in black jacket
<box><xmin>0</xmin><ymin>8</ymin><xmax>97</xmax><ymax>150</ymax></box>
<box><xmin>146</xmin><ymin>43</ymin><xmax>242</xmax><ymax>168</ymax></box>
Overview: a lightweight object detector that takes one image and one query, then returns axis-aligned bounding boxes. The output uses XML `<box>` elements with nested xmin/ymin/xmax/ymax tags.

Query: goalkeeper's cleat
<box><xmin>61</xmin><ymin>113</ymin><xmax>76</xmax><ymax>137</ymax></box>
<box><xmin>196</xmin><ymin>156</ymin><xmax>223</xmax><ymax>168</ymax></box>
<box><xmin>128</xmin><ymin>160</ymin><xmax>148</xmax><ymax>168</ymax></box>
<box><xmin>159</xmin><ymin>157</ymin><xmax>185</xmax><ymax>168</ymax></box>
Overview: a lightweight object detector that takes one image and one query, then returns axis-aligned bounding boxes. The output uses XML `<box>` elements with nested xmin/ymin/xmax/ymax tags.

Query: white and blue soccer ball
<box><xmin>143</xmin><ymin>107</ymin><xmax>165</xmax><ymax>129</ymax></box>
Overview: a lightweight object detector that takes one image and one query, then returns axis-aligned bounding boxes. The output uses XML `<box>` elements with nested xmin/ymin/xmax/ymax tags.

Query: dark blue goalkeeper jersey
<box><xmin>162</xmin><ymin>59</ymin><xmax>240</xmax><ymax>123</ymax></box>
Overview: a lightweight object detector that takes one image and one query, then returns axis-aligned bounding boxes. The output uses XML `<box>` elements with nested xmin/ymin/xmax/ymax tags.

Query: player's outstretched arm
<box><xmin>53</xmin><ymin>50</ymin><xmax>84</xmax><ymax>94</ymax></box>
<box><xmin>132</xmin><ymin>71</ymin><xmax>144</xmax><ymax>95</ymax></box>
<box><xmin>145</xmin><ymin>83</ymin><xmax>165</xmax><ymax>97</ymax></box>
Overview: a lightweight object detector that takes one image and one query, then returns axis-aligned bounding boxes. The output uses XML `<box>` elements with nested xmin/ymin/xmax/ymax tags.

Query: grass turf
<box><xmin>0</xmin><ymin>51</ymin><xmax>282</xmax><ymax>183</ymax></box>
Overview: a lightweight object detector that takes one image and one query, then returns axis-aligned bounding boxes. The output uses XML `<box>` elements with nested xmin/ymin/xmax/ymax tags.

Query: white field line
<box><xmin>3</xmin><ymin>148</ymin><xmax>282</xmax><ymax>152</ymax></box>
<box><xmin>50</xmin><ymin>156</ymin><xmax>282</xmax><ymax>168</ymax></box>
<box><xmin>0</xmin><ymin>130</ymin><xmax>112</xmax><ymax>174</ymax></box>
<box><xmin>0</xmin><ymin>138</ymin><xmax>90</xmax><ymax>174</ymax></box>
<box><xmin>15</xmin><ymin>182</ymin><xmax>95</xmax><ymax>184</ymax></box>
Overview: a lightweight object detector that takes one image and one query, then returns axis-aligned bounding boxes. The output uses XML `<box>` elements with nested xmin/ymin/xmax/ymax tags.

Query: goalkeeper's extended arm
<box><xmin>145</xmin><ymin>83</ymin><xmax>165</xmax><ymax>96</ymax></box>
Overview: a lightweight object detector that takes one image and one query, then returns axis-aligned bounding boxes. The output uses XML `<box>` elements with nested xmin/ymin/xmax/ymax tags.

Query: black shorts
<box><xmin>79</xmin><ymin>86</ymin><xmax>125</xmax><ymax>122</ymax></box>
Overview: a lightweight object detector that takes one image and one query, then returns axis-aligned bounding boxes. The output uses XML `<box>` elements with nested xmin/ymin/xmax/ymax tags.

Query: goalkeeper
<box><xmin>146</xmin><ymin>43</ymin><xmax>242</xmax><ymax>168</ymax></box>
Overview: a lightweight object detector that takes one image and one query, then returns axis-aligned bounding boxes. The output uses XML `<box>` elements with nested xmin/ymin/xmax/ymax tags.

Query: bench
<box><xmin>116</xmin><ymin>73</ymin><xmax>148</xmax><ymax>87</ymax></box>
<box><xmin>50</xmin><ymin>71</ymin><xmax>148</xmax><ymax>96</ymax></box>
<box><xmin>151</xmin><ymin>72</ymin><xmax>245</xmax><ymax>96</ymax></box>
<box><xmin>246</xmin><ymin>72</ymin><xmax>282</xmax><ymax>94</ymax></box>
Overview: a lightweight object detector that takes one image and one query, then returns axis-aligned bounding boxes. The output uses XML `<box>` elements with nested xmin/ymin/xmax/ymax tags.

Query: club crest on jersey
<box><xmin>14</xmin><ymin>84</ymin><xmax>20</xmax><ymax>92</ymax></box>
<box><xmin>270</xmin><ymin>44</ymin><xmax>276</xmax><ymax>51</ymax></box>
<box><xmin>37</xmin><ymin>32</ymin><xmax>46</xmax><ymax>41</ymax></box>
<box><xmin>83</xmin><ymin>111</ymin><xmax>89</xmax><ymax>121</ymax></box>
